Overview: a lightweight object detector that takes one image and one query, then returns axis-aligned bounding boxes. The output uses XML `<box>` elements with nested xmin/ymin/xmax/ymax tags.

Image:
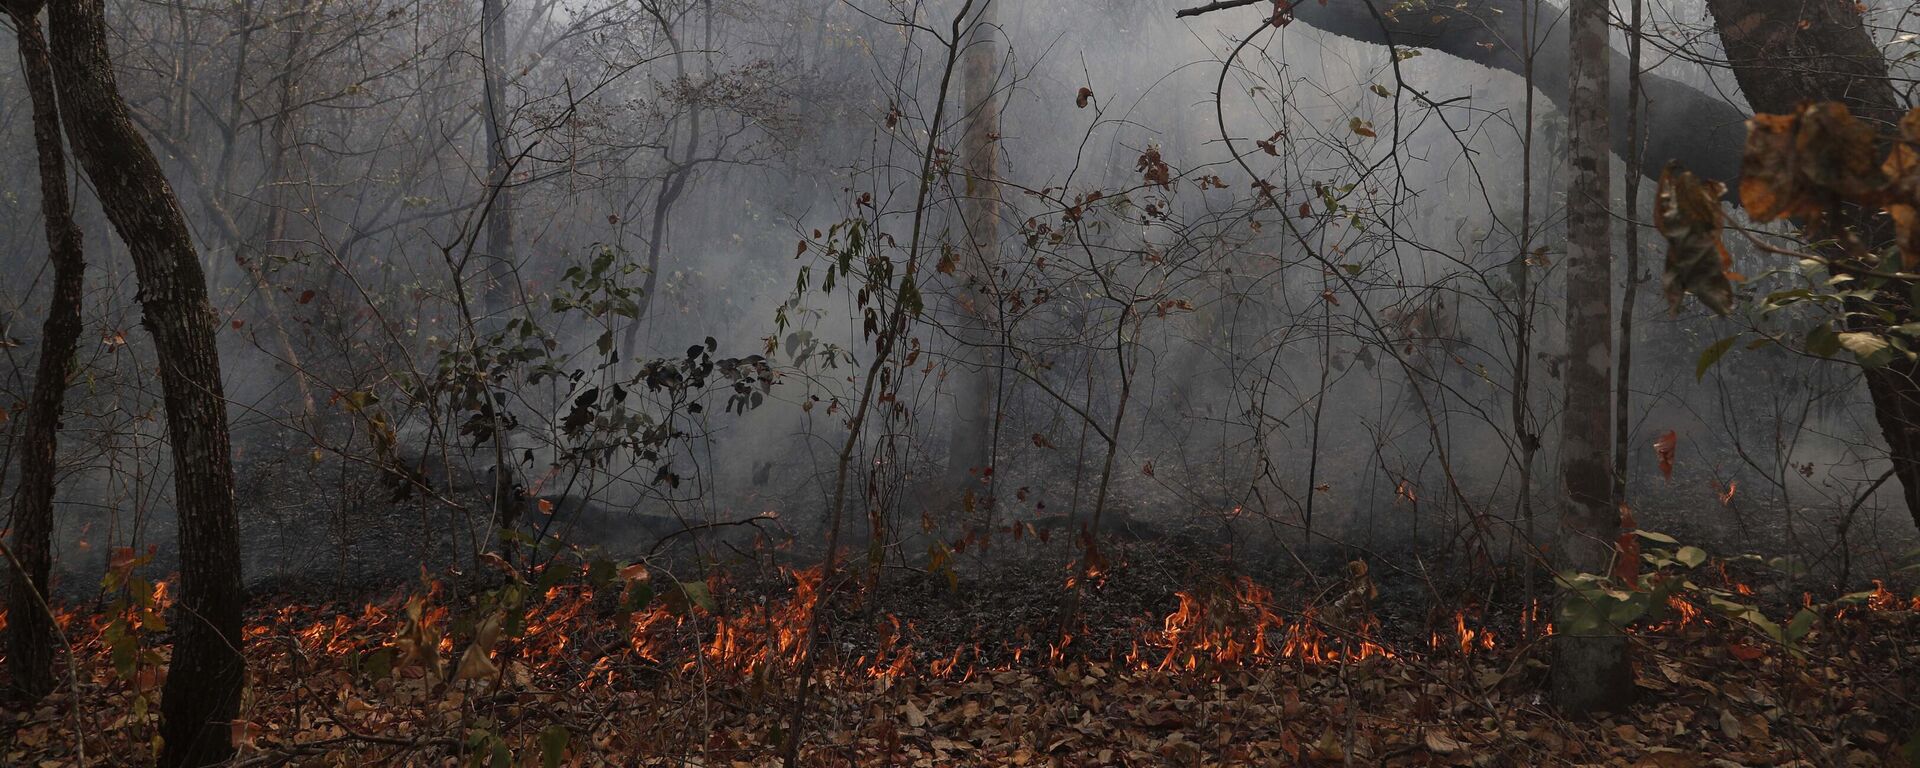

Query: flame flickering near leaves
<box><xmin>1140</xmin><ymin>576</ymin><xmax>1394</xmax><ymax>672</ymax></box>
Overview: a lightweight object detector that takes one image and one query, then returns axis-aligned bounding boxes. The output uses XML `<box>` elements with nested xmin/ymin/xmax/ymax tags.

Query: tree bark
<box><xmin>3</xmin><ymin>0</ymin><xmax>86</xmax><ymax>703</ymax></box>
<box><xmin>948</xmin><ymin>4</ymin><xmax>999</xmax><ymax>503</ymax></box>
<box><xmin>1553</xmin><ymin>0</ymin><xmax>1633</xmax><ymax>714</ymax></box>
<box><xmin>481</xmin><ymin>0</ymin><xmax>517</xmax><ymax>317</ymax></box>
<box><xmin>1279</xmin><ymin>0</ymin><xmax>1750</xmax><ymax>187</ymax></box>
<box><xmin>45</xmin><ymin>0</ymin><xmax>245</xmax><ymax>763</ymax></box>
<box><xmin>1241</xmin><ymin>0</ymin><xmax>1920</xmax><ymax>531</ymax></box>
<box><xmin>479</xmin><ymin>0</ymin><xmax>520</xmax><ymax>555</ymax></box>
<box><xmin>1702</xmin><ymin>0</ymin><xmax>1920</xmax><ymax>532</ymax></box>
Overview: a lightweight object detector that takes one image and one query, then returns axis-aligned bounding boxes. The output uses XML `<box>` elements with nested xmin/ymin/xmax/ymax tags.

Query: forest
<box><xmin>1</xmin><ymin>0</ymin><xmax>1919</xmax><ymax>764</ymax></box>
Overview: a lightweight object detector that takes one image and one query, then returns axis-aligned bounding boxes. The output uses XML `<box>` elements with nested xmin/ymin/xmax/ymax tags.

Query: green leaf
<box><xmin>365</xmin><ymin>648</ymin><xmax>394</xmax><ymax>680</ymax></box>
<box><xmin>1674</xmin><ymin>546</ymin><xmax>1708</xmax><ymax>569</ymax></box>
<box><xmin>1785</xmin><ymin>609</ymin><xmax>1818</xmax><ymax>645</ymax></box>
<box><xmin>1606</xmin><ymin>593</ymin><xmax>1649</xmax><ymax>626</ymax></box>
<box><xmin>585</xmin><ymin>559</ymin><xmax>617</xmax><ymax>589</ymax></box>
<box><xmin>1806</xmin><ymin>323</ymin><xmax>1842</xmax><ymax>357</ymax></box>
<box><xmin>1633</xmin><ymin>530</ymin><xmax>1681</xmax><ymax>545</ymax></box>
<box><xmin>1900</xmin><ymin>726</ymin><xmax>1920</xmax><ymax>768</ymax></box>
<box><xmin>539</xmin><ymin>726</ymin><xmax>570</xmax><ymax>768</ymax></box>
<box><xmin>664</xmin><ymin>581</ymin><xmax>716</xmax><ymax>615</ymax></box>
<box><xmin>1696</xmin><ymin>336</ymin><xmax>1739</xmax><ymax>381</ymax></box>
<box><xmin>535</xmin><ymin>562</ymin><xmax>575</xmax><ymax>592</ymax></box>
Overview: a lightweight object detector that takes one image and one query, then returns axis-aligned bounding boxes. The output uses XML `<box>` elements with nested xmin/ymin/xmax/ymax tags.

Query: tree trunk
<box><xmin>479</xmin><ymin>0</ymin><xmax>520</xmax><ymax>554</ymax></box>
<box><xmin>1277</xmin><ymin>0</ymin><xmax>1750</xmax><ymax>187</ymax></box>
<box><xmin>3</xmin><ymin>0</ymin><xmax>86</xmax><ymax>703</ymax></box>
<box><xmin>948</xmin><ymin>3</ymin><xmax>999</xmax><ymax>500</ymax></box>
<box><xmin>1552</xmin><ymin>0</ymin><xmax>1632</xmax><ymax>715</ymax></box>
<box><xmin>45</xmin><ymin>0</ymin><xmax>245</xmax><ymax>763</ymax></box>
<box><xmin>481</xmin><ymin>0</ymin><xmax>517</xmax><ymax>317</ymax></box>
<box><xmin>1199</xmin><ymin>0</ymin><xmax>1920</xmax><ymax>531</ymax></box>
<box><xmin>1702</xmin><ymin>0</ymin><xmax>1920</xmax><ymax>532</ymax></box>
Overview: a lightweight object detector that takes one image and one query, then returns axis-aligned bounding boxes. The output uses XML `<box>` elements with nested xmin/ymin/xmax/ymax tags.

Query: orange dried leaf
<box><xmin>1655</xmin><ymin>164</ymin><xmax>1735</xmax><ymax>315</ymax></box>
<box><xmin>1653</xmin><ymin>430</ymin><xmax>1678</xmax><ymax>481</ymax></box>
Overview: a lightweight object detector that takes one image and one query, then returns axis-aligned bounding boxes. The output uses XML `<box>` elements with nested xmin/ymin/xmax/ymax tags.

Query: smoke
<box><xmin>0</xmin><ymin>0</ymin><xmax>1913</xmax><ymax>600</ymax></box>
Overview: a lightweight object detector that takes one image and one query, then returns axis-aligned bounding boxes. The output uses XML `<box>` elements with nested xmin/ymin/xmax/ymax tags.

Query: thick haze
<box><xmin>2</xmin><ymin>0</ymin><xmax>1917</xmax><ymax>594</ymax></box>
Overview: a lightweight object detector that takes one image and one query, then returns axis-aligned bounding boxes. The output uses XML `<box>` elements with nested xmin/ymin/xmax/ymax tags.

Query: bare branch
<box><xmin>1174</xmin><ymin>0</ymin><xmax>1266</xmax><ymax>19</ymax></box>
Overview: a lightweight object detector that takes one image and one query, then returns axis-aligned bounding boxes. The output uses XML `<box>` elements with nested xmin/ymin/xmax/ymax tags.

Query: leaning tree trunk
<box><xmin>1180</xmin><ymin>0</ymin><xmax>1753</xmax><ymax>186</ymax></box>
<box><xmin>45</xmin><ymin>0</ymin><xmax>245</xmax><ymax>763</ymax></box>
<box><xmin>1206</xmin><ymin>0</ymin><xmax>1920</xmax><ymax>532</ymax></box>
<box><xmin>2</xmin><ymin>0</ymin><xmax>86</xmax><ymax>703</ymax></box>
<box><xmin>1701</xmin><ymin>0</ymin><xmax>1920</xmax><ymax>532</ymax></box>
<box><xmin>1552</xmin><ymin>0</ymin><xmax>1633</xmax><ymax>715</ymax></box>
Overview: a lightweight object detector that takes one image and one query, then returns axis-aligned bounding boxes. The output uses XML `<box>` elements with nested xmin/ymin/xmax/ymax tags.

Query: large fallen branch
<box><xmin>1175</xmin><ymin>0</ymin><xmax>1750</xmax><ymax>189</ymax></box>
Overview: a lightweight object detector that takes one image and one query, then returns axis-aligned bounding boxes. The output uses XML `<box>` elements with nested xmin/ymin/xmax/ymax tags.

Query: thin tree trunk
<box><xmin>45</xmin><ymin>0</ymin><xmax>245</xmax><ymax>762</ymax></box>
<box><xmin>948</xmin><ymin>3</ymin><xmax>999</xmax><ymax>500</ymax></box>
<box><xmin>1552</xmin><ymin>0</ymin><xmax>1631</xmax><ymax>714</ymax></box>
<box><xmin>243</xmin><ymin>0</ymin><xmax>318</xmax><ymax>423</ymax></box>
<box><xmin>1613</xmin><ymin>0</ymin><xmax>1645</xmax><ymax>504</ymax></box>
<box><xmin>3</xmin><ymin>0</ymin><xmax>86</xmax><ymax>703</ymax></box>
<box><xmin>479</xmin><ymin>0</ymin><xmax>521</xmax><ymax>553</ymax></box>
<box><xmin>481</xmin><ymin>0</ymin><xmax>517</xmax><ymax>317</ymax></box>
<box><xmin>1512</xmin><ymin>0</ymin><xmax>1541</xmax><ymax>612</ymax></box>
<box><xmin>780</xmin><ymin>6</ymin><xmax>977</xmax><ymax>763</ymax></box>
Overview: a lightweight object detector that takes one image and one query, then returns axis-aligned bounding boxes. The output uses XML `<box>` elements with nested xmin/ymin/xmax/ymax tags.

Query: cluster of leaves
<box><xmin>787</xmin><ymin>216</ymin><xmax>922</xmax><ymax>357</ymax></box>
<box><xmin>96</xmin><ymin>547</ymin><xmax>168</xmax><ymax>756</ymax></box>
<box><xmin>1557</xmin><ymin>529</ymin><xmax>1820</xmax><ymax>650</ymax></box>
<box><xmin>1662</xmin><ymin>103</ymin><xmax>1920</xmax><ymax>373</ymax></box>
<box><xmin>332</xmin><ymin>244</ymin><xmax>777</xmax><ymax>506</ymax></box>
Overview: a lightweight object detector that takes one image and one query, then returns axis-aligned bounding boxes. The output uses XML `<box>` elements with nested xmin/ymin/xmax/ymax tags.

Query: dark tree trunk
<box><xmin>1702</xmin><ymin>0</ymin><xmax>1920</xmax><ymax>532</ymax></box>
<box><xmin>1704</xmin><ymin>0</ymin><xmax>1904</xmax><ymax>129</ymax></box>
<box><xmin>1277</xmin><ymin>0</ymin><xmax>1751</xmax><ymax>187</ymax></box>
<box><xmin>2</xmin><ymin>0</ymin><xmax>86</xmax><ymax>703</ymax></box>
<box><xmin>1235</xmin><ymin>0</ymin><xmax>1920</xmax><ymax>529</ymax></box>
<box><xmin>45</xmin><ymin>0</ymin><xmax>245</xmax><ymax>763</ymax></box>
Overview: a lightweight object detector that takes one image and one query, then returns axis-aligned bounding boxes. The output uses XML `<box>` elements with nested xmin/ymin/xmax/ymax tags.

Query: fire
<box><xmin>700</xmin><ymin>566</ymin><xmax>821</xmax><ymax>676</ymax></box>
<box><xmin>1647</xmin><ymin>595</ymin><xmax>1702</xmax><ymax>633</ymax></box>
<box><xmin>1521</xmin><ymin>599</ymin><xmax>1552</xmax><ymax>638</ymax></box>
<box><xmin>1868</xmin><ymin>580</ymin><xmax>1896</xmax><ymax>612</ymax></box>
<box><xmin>1435</xmin><ymin>611</ymin><xmax>1497</xmax><ymax>656</ymax></box>
<box><xmin>1148</xmin><ymin>576</ymin><xmax>1392</xmax><ymax>672</ymax></box>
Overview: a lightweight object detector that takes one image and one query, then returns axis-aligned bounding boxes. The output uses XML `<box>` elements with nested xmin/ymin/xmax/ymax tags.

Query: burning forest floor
<box><xmin>3</xmin><ymin>539</ymin><xmax>1919</xmax><ymax>767</ymax></box>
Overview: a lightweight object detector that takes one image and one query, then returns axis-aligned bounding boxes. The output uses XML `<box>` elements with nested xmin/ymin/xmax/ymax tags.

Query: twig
<box><xmin>1736</xmin><ymin>227</ymin><xmax>1920</xmax><ymax>283</ymax></box>
<box><xmin>1175</xmin><ymin>0</ymin><xmax>1268</xmax><ymax>18</ymax></box>
<box><xmin>646</xmin><ymin>514</ymin><xmax>778</xmax><ymax>557</ymax></box>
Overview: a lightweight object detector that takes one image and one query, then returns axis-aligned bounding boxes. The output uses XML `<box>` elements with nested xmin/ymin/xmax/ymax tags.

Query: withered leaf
<box><xmin>1656</xmin><ymin>162</ymin><xmax>1736</xmax><ymax>315</ymax></box>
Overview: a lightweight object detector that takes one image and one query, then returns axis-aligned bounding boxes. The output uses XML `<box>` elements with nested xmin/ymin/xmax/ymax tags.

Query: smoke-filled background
<box><xmin>3</xmin><ymin>0</ymin><xmax>1918</xmax><ymax>598</ymax></box>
